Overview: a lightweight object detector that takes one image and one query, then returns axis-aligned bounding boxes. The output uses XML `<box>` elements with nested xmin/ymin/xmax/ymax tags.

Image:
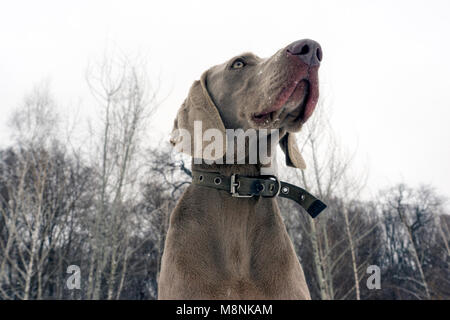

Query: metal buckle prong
<box><xmin>230</xmin><ymin>174</ymin><xmax>253</xmax><ymax>198</ymax></box>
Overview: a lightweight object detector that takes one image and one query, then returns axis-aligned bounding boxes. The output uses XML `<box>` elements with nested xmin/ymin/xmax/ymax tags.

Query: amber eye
<box><xmin>231</xmin><ymin>59</ymin><xmax>246</xmax><ymax>69</ymax></box>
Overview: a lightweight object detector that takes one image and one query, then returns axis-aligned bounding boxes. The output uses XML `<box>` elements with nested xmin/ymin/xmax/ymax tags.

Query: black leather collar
<box><xmin>191</xmin><ymin>170</ymin><xmax>326</xmax><ymax>218</ymax></box>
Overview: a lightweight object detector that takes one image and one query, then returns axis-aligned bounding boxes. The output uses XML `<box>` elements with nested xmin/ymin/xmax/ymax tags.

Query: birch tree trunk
<box><xmin>343</xmin><ymin>206</ymin><xmax>360</xmax><ymax>300</ymax></box>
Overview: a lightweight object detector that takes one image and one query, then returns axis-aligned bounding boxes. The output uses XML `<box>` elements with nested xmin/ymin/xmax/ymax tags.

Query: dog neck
<box><xmin>191</xmin><ymin>132</ymin><xmax>279</xmax><ymax>177</ymax></box>
<box><xmin>191</xmin><ymin>162</ymin><xmax>262</xmax><ymax>177</ymax></box>
<box><xmin>191</xmin><ymin>151</ymin><xmax>278</xmax><ymax>177</ymax></box>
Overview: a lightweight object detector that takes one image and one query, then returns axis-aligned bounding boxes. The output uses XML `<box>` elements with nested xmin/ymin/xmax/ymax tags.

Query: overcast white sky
<box><xmin>1</xmin><ymin>0</ymin><xmax>449</xmax><ymax>199</ymax></box>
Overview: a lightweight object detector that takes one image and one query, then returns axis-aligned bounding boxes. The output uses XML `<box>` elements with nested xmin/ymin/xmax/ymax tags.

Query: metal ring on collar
<box><xmin>260</xmin><ymin>175</ymin><xmax>281</xmax><ymax>197</ymax></box>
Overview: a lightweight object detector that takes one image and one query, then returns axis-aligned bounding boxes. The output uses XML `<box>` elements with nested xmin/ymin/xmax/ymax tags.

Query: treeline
<box><xmin>0</xmin><ymin>57</ymin><xmax>448</xmax><ymax>300</ymax></box>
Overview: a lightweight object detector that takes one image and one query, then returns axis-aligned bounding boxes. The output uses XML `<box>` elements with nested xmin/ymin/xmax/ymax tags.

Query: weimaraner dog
<box><xmin>159</xmin><ymin>39</ymin><xmax>324</xmax><ymax>299</ymax></box>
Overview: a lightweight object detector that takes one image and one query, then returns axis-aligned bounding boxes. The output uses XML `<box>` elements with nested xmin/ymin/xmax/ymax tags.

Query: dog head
<box><xmin>171</xmin><ymin>39</ymin><xmax>322</xmax><ymax>169</ymax></box>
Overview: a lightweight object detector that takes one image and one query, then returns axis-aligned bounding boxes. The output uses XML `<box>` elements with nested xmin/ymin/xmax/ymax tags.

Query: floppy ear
<box><xmin>170</xmin><ymin>71</ymin><xmax>226</xmax><ymax>161</ymax></box>
<box><xmin>279</xmin><ymin>132</ymin><xmax>306</xmax><ymax>169</ymax></box>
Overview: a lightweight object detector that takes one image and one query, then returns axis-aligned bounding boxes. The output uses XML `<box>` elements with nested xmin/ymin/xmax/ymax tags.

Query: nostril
<box><xmin>299</xmin><ymin>45</ymin><xmax>309</xmax><ymax>55</ymax></box>
<box><xmin>287</xmin><ymin>39</ymin><xmax>322</xmax><ymax>65</ymax></box>
<box><xmin>316</xmin><ymin>48</ymin><xmax>322</xmax><ymax>61</ymax></box>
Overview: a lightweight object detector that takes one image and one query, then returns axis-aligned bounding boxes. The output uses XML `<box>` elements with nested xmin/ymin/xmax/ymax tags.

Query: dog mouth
<box><xmin>251</xmin><ymin>79</ymin><xmax>313</xmax><ymax>127</ymax></box>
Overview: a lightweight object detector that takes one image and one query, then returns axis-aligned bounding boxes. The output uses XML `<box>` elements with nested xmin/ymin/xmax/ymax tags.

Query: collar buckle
<box><xmin>230</xmin><ymin>174</ymin><xmax>253</xmax><ymax>198</ymax></box>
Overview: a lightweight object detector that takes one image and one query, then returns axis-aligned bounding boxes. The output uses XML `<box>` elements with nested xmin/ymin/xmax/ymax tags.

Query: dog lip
<box><xmin>256</xmin><ymin>84</ymin><xmax>299</xmax><ymax>117</ymax></box>
<box><xmin>253</xmin><ymin>78</ymin><xmax>310</xmax><ymax>124</ymax></box>
<box><xmin>251</xmin><ymin>111</ymin><xmax>273</xmax><ymax>124</ymax></box>
<box><xmin>251</xmin><ymin>66</ymin><xmax>319</xmax><ymax>127</ymax></box>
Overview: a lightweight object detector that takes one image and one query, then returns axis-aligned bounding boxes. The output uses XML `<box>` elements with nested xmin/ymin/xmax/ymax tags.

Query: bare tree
<box><xmin>9</xmin><ymin>81</ymin><xmax>59</xmax><ymax>149</ymax></box>
<box><xmin>378</xmin><ymin>184</ymin><xmax>448</xmax><ymax>299</ymax></box>
<box><xmin>84</xmin><ymin>52</ymin><xmax>159</xmax><ymax>300</ymax></box>
<box><xmin>0</xmin><ymin>84</ymin><xmax>94</xmax><ymax>300</ymax></box>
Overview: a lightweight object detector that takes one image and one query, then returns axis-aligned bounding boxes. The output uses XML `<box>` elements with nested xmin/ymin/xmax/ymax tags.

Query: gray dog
<box><xmin>159</xmin><ymin>39</ymin><xmax>323</xmax><ymax>299</ymax></box>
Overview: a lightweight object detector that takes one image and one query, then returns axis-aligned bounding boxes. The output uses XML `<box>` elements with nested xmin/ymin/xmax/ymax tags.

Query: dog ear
<box><xmin>170</xmin><ymin>71</ymin><xmax>226</xmax><ymax>161</ymax></box>
<box><xmin>279</xmin><ymin>132</ymin><xmax>306</xmax><ymax>169</ymax></box>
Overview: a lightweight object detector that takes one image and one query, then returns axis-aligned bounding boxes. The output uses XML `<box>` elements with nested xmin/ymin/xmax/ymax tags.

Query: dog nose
<box><xmin>287</xmin><ymin>39</ymin><xmax>322</xmax><ymax>66</ymax></box>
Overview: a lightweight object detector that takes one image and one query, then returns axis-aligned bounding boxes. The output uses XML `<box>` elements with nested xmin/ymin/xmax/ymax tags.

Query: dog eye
<box><xmin>231</xmin><ymin>59</ymin><xmax>246</xmax><ymax>69</ymax></box>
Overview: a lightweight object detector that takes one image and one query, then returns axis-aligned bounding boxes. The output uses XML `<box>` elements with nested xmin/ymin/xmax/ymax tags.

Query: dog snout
<box><xmin>287</xmin><ymin>39</ymin><xmax>322</xmax><ymax>66</ymax></box>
